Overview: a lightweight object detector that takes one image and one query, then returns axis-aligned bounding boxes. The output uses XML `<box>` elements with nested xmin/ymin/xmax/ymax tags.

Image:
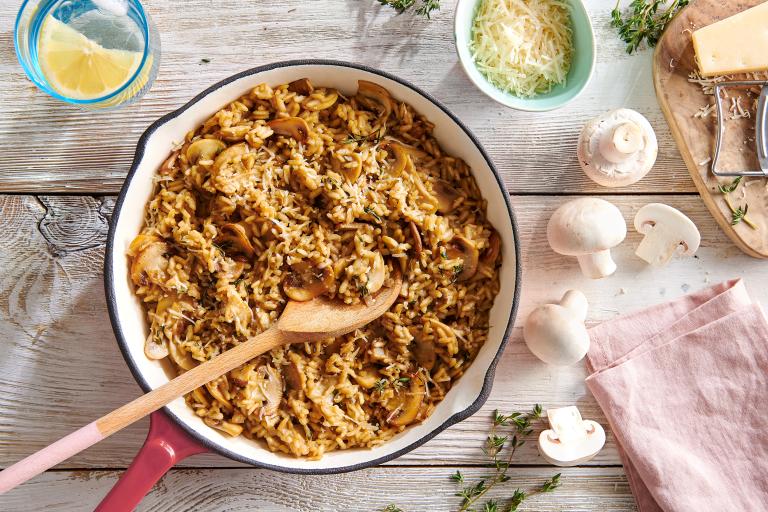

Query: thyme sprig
<box><xmin>377</xmin><ymin>0</ymin><xmax>440</xmax><ymax>19</ymax></box>
<box><xmin>450</xmin><ymin>405</ymin><xmax>560</xmax><ymax>512</ymax></box>
<box><xmin>718</xmin><ymin>177</ymin><xmax>758</xmax><ymax>229</ymax></box>
<box><xmin>611</xmin><ymin>0</ymin><xmax>689</xmax><ymax>54</ymax></box>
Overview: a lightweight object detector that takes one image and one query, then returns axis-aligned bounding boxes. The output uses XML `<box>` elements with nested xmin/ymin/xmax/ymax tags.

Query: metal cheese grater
<box><xmin>711</xmin><ymin>80</ymin><xmax>768</xmax><ymax>177</ymax></box>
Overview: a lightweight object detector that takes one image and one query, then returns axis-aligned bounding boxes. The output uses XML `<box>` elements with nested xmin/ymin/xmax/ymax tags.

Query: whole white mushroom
<box><xmin>524</xmin><ymin>290</ymin><xmax>590</xmax><ymax>366</ymax></box>
<box><xmin>578</xmin><ymin>109</ymin><xmax>658</xmax><ymax>187</ymax></box>
<box><xmin>547</xmin><ymin>198</ymin><xmax>627</xmax><ymax>279</ymax></box>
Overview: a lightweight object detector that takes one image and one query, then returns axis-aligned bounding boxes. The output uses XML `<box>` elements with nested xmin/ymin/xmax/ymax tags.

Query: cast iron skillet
<box><xmin>102</xmin><ymin>60</ymin><xmax>521</xmax><ymax>509</ymax></box>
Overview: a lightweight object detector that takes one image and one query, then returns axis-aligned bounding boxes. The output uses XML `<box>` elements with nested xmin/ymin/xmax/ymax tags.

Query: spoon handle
<box><xmin>0</xmin><ymin>326</ymin><xmax>289</xmax><ymax>494</ymax></box>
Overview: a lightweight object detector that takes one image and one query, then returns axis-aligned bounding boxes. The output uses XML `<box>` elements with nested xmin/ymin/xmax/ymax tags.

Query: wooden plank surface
<box><xmin>0</xmin><ymin>467</ymin><xmax>636</xmax><ymax>512</ymax></box>
<box><xmin>1</xmin><ymin>193</ymin><xmax>764</xmax><ymax>473</ymax></box>
<box><xmin>0</xmin><ymin>0</ymin><xmax>691</xmax><ymax>195</ymax></box>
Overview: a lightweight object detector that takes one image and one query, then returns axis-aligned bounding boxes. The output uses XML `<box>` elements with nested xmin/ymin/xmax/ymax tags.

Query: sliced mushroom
<box><xmin>160</xmin><ymin>150</ymin><xmax>179</xmax><ymax>173</ymax></box>
<box><xmin>255</xmin><ymin>365</ymin><xmax>283</xmax><ymax>417</ymax></box>
<box><xmin>412</xmin><ymin>336</ymin><xmax>437</xmax><ymax>371</ymax></box>
<box><xmin>302</xmin><ymin>89</ymin><xmax>339</xmax><ymax>111</ymax></box>
<box><xmin>331</xmin><ymin>151</ymin><xmax>364</xmax><ymax>183</ymax></box>
<box><xmin>204</xmin><ymin>417</ymin><xmax>244</xmax><ymax>437</ymax></box>
<box><xmin>431</xmin><ymin>179</ymin><xmax>461</xmax><ymax>214</ymax></box>
<box><xmin>223</xmin><ymin>289</ymin><xmax>253</xmax><ymax>332</ymax></box>
<box><xmin>283</xmin><ymin>261</ymin><xmax>335</xmax><ymax>301</ymax></box>
<box><xmin>366</xmin><ymin>252</ymin><xmax>386</xmax><ymax>295</ymax></box>
<box><xmin>168</xmin><ymin>341</ymin><xmax>197</xmax><ymax>371</ymax></box>
<box><xmin>357</xmin><ymin>80</ymin><xmax>393</xmax><ymax>120</ymax></box>
<box><xmin>353</xmin><ymin>365</ymin><xmax>381</xmax><ymax>389</ymax></box>
<box><xmin>284</xmin><ymin>360</ymin><xmax>305</xmax><ymax>391</ymax></box>
<box><xmin>481</xmin><ymin>230</ymin><xmax>501</xmax><ymax>267</ymax></box>
<box><xmin>288</xmin><ymin>78</ymin><xmax>314</xmax><ymax>95</ymax></box>
<box><xmin>144</xmin><ymin>333</ymin><xmax>168</xmax><ymax>360</ymax></box>
<box><xmin>205</xmin><ymin>377</ymin><xmax>233</xmax><ymax>410</ymax></box>
<box><xmin>445</xmin><ymin>236</ymin><xmax>479</xmax><ymax>282</ymax></box>
<box><xmin>408</xmin><ymin>221</ymin><xmax>423</xmax><ymax>258</ymax></box>
<box><xmin>212</xmin><ymin>143</ymin><xmax>248</xmax><ymax>174</ymax></box>
<box><xmin>387</xmin><ymin>376</ymin><xmax>426</xmax><ymax>427</ymax></box>
<box><xmin>130</xmin><ymin>237</ymin><xmax>169</xmax><ymax>287</ymax></box>
<box><xmin>217</xmin><ymin>222</ymin><xmax>259</xmax><ymax>258</ymax></box>
<box><xmin>267</xmin><ymin>117</ymin><xmax>310</xmax><ymax>143</ymax></box>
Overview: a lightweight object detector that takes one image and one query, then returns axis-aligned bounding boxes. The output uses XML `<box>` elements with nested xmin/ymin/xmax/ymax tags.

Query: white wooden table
<box><xmin>2</xmin><ymin>1</ymin><xmax>766</xmax><ymax>510</ymax></box>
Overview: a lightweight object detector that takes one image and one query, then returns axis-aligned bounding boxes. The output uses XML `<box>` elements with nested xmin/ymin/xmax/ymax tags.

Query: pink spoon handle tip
<box><xmin>0</xmin><ymin>421</ymin><xmax>103</xmax><ymax>494</ymax></box>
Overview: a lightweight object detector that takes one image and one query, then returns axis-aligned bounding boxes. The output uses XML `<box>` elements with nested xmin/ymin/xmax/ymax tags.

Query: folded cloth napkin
<box><xmin>585</xmin><ymin>279</ymin><xmax>768</xmax><ymax>511</ymax></box>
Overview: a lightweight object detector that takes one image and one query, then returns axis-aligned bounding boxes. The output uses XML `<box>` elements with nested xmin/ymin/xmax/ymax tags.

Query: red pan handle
<box><xmin>94</xmin><ymin>410</ymin><xmax>208</xmax><ymax>512</ymax></box>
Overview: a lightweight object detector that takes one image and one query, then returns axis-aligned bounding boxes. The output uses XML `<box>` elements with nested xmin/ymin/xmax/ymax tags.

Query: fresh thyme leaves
<box><xmin>731</xmin><ymin>204</ymin><xmax>749</xmax><ymax>226</ymax></box>
<box><xmin>374</xmin><ymin>378</ymin><xmax>388</xmax><ymax>393</ymax></box>
<box><xmin>451</xmin><ymin>405</ymin><xmax>559</xmax><ymax>512</ymax></box>
<box><xmin>364</xmin><ymin>206</ymin><xmax>383</xmax><ymax>224</ymax></box>
<box><xmin>719</xmin><ymin>177</ymin><xmax>758</xmax><ymax>229</ymax></box>
<box><xmin>343</xmin><ymin>128</ymin><xmax>385</xmax><ymax>145</ymax></box>
<box><xmin>451</xmin><ymin>264</ymin><xmax>464</xmax><ymax>283</ymax></box>
<box><xmin>200</xmin><ymin>58</ymin><xmax>211</xmax><ymax>64</ymax></box>
<box><xmin>718</xmin><ymin>176</ymin><xmax>742</xmax><ymax>194</ymax></box>
<box><xmin>377</xmin><ymin>0</ymin><xmax>440</xmax><ymax>19</ymax></box>
<box><xmin>611</xmin><ymin>0</ymin><xmax>689</xmax><ymax>54</ymax></box>
<box><xmin>382</xmin><ymin>505</ymin><xmax>404</xmax><ymax>512</ymax></box>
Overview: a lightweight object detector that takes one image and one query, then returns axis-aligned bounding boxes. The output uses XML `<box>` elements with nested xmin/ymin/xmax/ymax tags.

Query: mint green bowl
<box><xmin>454</xmin><ymin>0</ymin><xmax>596</xmax><ymax>112</ymax></box>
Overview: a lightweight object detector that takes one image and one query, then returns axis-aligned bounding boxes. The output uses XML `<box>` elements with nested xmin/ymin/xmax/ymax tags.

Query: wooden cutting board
<box><xmin>653</xmin><ymin>0</ymin><xmax>768</xmax><ymax>259</ymax></box>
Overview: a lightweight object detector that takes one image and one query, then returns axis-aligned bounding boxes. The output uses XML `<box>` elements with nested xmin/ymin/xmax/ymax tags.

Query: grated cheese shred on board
<box><xmin>470</xmin><ymin>0</ymin><xmax>573</xmax><ymax>98</ymax></box>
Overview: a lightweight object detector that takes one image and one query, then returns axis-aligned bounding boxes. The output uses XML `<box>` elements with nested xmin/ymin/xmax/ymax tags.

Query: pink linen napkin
<box><xmin>585</xmin><ymin>279</ymin><xmax>768</xmax><ymax>511</ymax></box>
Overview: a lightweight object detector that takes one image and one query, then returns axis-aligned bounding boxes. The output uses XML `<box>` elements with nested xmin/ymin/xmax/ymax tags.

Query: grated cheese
<box><xmin>470</xmin><ymin>0</ymin><xmax>573</xmax><ymax>98</ymax></box>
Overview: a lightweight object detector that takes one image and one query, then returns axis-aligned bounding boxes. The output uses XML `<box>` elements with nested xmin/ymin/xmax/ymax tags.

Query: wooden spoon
<box><xmin>0</xmin><ymin>271</ymin><xmax>402</xmax><ymax>494</ymax></box>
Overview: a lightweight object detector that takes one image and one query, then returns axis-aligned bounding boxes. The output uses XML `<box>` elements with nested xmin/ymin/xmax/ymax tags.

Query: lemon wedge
<box><xmin>38</xmin><ymin>17</ymin><xmax>142</xmax><ymax>100</ymax></box>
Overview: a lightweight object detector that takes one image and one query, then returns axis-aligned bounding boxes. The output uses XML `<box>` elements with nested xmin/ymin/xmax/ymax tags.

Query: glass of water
<box><xmin>14</xmin><ymin>0</ymin><xmax>160</xmax><ymax>110</ymax></box>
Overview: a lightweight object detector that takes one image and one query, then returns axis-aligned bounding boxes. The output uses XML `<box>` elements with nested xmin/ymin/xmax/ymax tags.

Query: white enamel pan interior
<box><xmin>105</xmin><ymin>60</ymin><xmax>521</xmax><ymax>473</ymax></box>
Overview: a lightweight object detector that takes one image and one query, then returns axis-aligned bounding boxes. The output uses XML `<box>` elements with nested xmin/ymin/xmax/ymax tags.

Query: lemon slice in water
<box><xmin>38</xmin><ymin>17</ymin><xmax>142</xmax><ymax>100</ymax></box>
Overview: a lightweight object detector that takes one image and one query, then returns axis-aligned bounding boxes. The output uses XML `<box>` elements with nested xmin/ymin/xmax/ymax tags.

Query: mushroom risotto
<box><xmin>128</xmin><ymin>78</ymin><xmax>501</xmax><ymax>458</ymax></box>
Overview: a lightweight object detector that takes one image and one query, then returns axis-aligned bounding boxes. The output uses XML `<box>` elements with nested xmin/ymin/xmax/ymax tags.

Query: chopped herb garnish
<box><xmin>451</xmin><ymin>264</ymin><xmax>464</xmax><ymax>283</ymax></box>
<box><xmin>364</xmin><ymin>206</ymin><xmax>383</xmax><ymax>224</ymax></box>
<box><xmin>374</xmin><ymin>378</ymin><xmax>388</xmax><ymax>393</ymax></box>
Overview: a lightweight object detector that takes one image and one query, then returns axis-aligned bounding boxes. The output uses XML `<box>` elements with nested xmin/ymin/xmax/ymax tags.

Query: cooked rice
<box><xmin>128</xmin><ymin>78</ymin><xmax>501</xmax><ymax>458</ymax></box>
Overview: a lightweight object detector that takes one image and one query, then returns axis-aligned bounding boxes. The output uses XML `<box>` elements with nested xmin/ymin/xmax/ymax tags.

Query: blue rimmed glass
<box><xmin>14</xmin><ymin>0</ymin><xmax>161</xmax><ymax>110</ymax></box>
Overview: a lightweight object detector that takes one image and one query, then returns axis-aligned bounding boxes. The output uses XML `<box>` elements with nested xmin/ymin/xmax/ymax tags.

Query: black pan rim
<box><xmin>104</xmin><ymin>59</ymin><xmax>522</xmax><ymax>475</ymax></box>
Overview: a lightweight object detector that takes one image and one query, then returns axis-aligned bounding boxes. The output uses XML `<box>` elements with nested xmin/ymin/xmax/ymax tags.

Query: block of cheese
<box><xmin>692</xmin><ymin>2</ymin><xmax>768</xmax><ymax>77</ymax></box>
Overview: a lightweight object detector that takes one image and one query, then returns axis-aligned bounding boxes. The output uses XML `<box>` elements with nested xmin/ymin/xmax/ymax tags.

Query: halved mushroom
<box><xmin>353</xmin><ymin>365</ymin><xmax>381</xmax><ymax>389</ymax></box>
<box><xmin>130</xmin><ymin>237</ymin><xmax>169</xmax><ymax>287</ymax></box>
<box><xmin>387</xmin><ymin>376</ymin><xmax>426</xmax><ymax>427</ymax></box>
<box><xmin>255</xmin><ymin>365</ymin><xmax>283</xmax><ymax>417</ymax></box>
<box><xmin>144</xmin><ymin>333</ymin><xmax>168</xmax><ymax>360</ymax></box>
<box><xmin>366</xmin><ymin>252</ymin><xmax>386</xmax><ymax>295</ymax></box>
<box><xmin>217</xmin><ymin>222</ymin><xmax>259</xmax><ymax>258</ymax></box>
<box><xmin>288</xmin><ymin>78</ymin><xmax>314</xmax><ymax>96</ymax></box>
<box><xmin>431</xmin><ymin>179</ymin><xmax>461</xmax><ymax>213</ymax></box>
<box><xmin>283</xmin><ymin>261</ymin><xmax>335</xmax><ymax>301</ymax></box>
<box><xmin>302</xmin><ymin>89</ymin><xmax>339</xmax><ymax>111</ymax></box>
<box><xmin>267</xmin><ymin>117</ymin><xmax>310</xmax><ymax>142</ymax></box>
<box><xmin>357</xmin><ymin>80</ymin><xmax>393</xmax><ymax>120</ymax></box>
<box><xmin>445</xmin><ymin>236</ymin><xmax>479</xmax><ymax>282</ymax></box>
<box><xmin>212</xmin><ymin>143</ymin><xmax>248</xmax><ymax>174</ymax></box>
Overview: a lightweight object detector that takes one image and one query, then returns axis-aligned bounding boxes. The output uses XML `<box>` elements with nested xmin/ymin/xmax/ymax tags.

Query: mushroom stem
<box><xmin>599</xmin><ymin>121</ymin><xmax>644</xmax><ymax>164</ymax></box>
<box><xmin>559</xmin><ymin>290</ymin><xmax>588</xmax><ymax>323</ymax></box>
<box><xmin>635</xmin><ymin>226</ymin><xmax>680</xmax><ymax>266</ymax></box>
<box><xmin>575</xmin><ymin>250</ymin><xmax>616</xmax><ymax>279</ymax></box>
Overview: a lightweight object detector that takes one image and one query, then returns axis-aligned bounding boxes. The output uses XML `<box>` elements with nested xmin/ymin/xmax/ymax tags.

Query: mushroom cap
<box><xmin>634</xmin><ymin>203</ymin><xmax>701</xmax><ymax>255</ymax></box>
<box><xmin>578</xmin><ymin>108</ymin><xmax>658</xmax><ymax>188</ymax></box>
<box><xmin>547</xmin><ymin>198</ymin><xmax>627</xmax><ymax>256</ymax></box>
<box><xmin>523</xmin><ymin>303</ymin><xmax>590</xmax><ymax>366</ymax></box>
